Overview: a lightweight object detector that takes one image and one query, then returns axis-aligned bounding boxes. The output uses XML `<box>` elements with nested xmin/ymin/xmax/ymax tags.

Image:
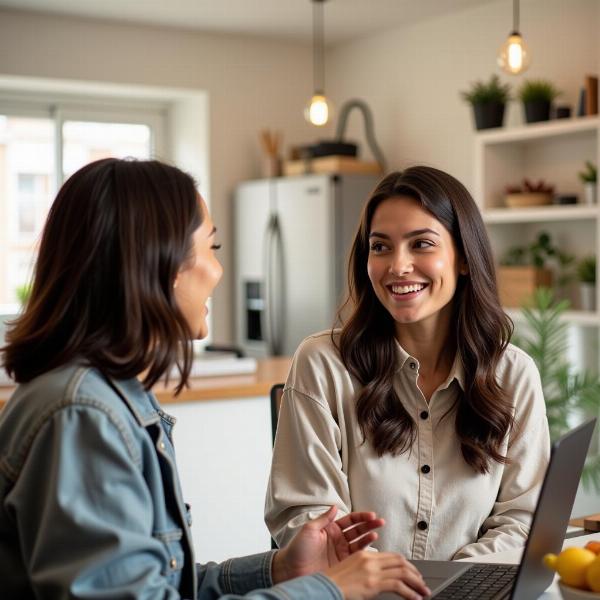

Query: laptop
<box><xmin>379</xmin><ymin>418</ymin><xmax>596</xmax><ymax>600</ymax></box>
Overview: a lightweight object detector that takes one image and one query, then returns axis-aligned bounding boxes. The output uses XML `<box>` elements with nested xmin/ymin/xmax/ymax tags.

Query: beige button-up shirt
<box><xmin>265</xmin><ymin>330</ymin><xmax>550</xmax><ymax>560</ymax></box>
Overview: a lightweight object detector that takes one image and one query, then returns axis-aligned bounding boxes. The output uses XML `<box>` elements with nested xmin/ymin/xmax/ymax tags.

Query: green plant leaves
<box><xmin>513</xmin><ymin>287</ymin><xmax>600</xmax><ymax>492</ymax></box>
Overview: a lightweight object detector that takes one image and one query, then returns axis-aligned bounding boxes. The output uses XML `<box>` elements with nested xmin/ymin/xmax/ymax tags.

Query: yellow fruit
<box><xmin>585</xmin><ymin>541</ymin><xmax>600</xmax><ymax>555</ymax></box>
<box><xmin>544</xmin><ymin>553</ymin><xmax>558</xmax><ymax>570</ymax></box>
<box><xmin>543</xmin><ymin>547</ymin><xmax>596</xmax><ymax>589</ymax></box>
<box><xmin>586</xmin><ymin>555</ymin><xmax>600</xmax><ymax>593</ymax></box>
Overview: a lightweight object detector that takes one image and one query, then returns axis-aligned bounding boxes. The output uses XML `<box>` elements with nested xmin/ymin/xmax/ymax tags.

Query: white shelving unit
<box><xmin>474</xmin><ymin>116</ymin><xmax>600</xmax><ymax>329</ymax></box>
<box><xmin>475</xmin><ymin>116</ymin><xmax>600</xmax><ymax>516</ymax></box>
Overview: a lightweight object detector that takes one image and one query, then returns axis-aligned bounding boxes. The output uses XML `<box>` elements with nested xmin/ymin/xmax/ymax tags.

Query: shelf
<box><xmin>505</xmin><ymin>308</ymin><xmax>600</xmax><ymax>327</ymax></box>
<box><xmin>483</xmin><ymin>204</ymin><xmax>599</xmax><ymax>224</ymax></box>
<box><xmin>476</xmin><ymin>115</ymin><xmax>600</xmax><ymax>145</ymax></box>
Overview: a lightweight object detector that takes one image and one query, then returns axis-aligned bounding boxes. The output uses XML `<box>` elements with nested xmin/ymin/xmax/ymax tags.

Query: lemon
<box><xmin>544</xmin><ymin>547</ymin><xmax>596</xmax><ymax>589</ymax></box>
<box><xmin>586</xmin><ymin>555</ymin><xmax>600</xmax><ymax>593</ymax></box>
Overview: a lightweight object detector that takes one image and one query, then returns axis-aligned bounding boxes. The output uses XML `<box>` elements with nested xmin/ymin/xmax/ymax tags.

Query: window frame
<box><xmin>0</xmin><ymin>91</ymin><xmax>169</xmax><ymax>315</ymax></box>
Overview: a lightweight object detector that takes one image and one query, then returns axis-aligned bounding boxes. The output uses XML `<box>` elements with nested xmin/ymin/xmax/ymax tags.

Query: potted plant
<box><xmin>517</xmin><ymin>79</ymin><xmax>561</xmax><ymax>123</ymax></box>
<box><xmin>576</xmin><ymin>256</ymin><xmax>596</xmax><ymax>311</ymax></box>
<box><xmin>513</xmin><ymin>287</ymin><xmax>600</xmax><ymax>491</ymax></box>
<box><xmin>461</xmin><ymin>74</ymin><xmax>511</xmax><ymax>130</ymax></box>
<box><xmin>498</xmin><ymin>231</ymin><xmax>573</xmax><ymax>307</ymax></box>
<box><xmin>15</xmin><ymin>283</ymin><xmax>32</xmax><ymax>306</ymax></box>
<box><xmin>578</xmin><ymin>160</ymin><xmax>597</xmax><ymax>205</ymax></box>
<box><xmin>504</xmin><ymin>177</ymin><xmax>555</xmax><ymax>208</ymax></box>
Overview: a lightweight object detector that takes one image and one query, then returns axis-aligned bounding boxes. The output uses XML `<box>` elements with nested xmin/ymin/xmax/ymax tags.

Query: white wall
<box><xmin>0</xmin><ymin>8</ymin><xmax>321</xmax><ymax>344</ymax></box>
<box><xmin>327</xmin><ymin>0</ymin><xmax>600</xmax><ymax>192</ymax></box>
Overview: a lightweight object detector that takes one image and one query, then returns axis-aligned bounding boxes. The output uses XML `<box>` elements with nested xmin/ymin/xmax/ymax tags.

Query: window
<box><xmin>0</xmin><ymin>97</ymin><xmax>165</xmax><ymax>312</ymax></box>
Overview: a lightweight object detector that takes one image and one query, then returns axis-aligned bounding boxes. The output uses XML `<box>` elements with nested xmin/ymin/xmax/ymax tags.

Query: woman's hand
<box><xmin>272</xmin><ymin>505</ymin><xmax>384</xmax><ymax>582</ymax></box>
<box><xmin>325</xmin><ymin>551</ymin><xmax>431</xmax><ymax>600</ymax></box>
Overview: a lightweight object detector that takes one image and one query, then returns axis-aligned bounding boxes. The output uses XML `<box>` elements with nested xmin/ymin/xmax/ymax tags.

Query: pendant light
<box><xmin>304</xmin><ymin>0</ymin><xmax>333</xmax><ymax>126</ymax></box>
<box><xmin>497</xmin><ymin>0</ymin><xmax>530</xmax><ymax>75</ymax></box>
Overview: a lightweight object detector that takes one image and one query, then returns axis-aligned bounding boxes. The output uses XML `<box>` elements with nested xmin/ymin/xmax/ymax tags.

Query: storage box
<box><xmin>497</xmin><ymin>266</ymin><xmax>553</xmax><ymax>307</ymax></box>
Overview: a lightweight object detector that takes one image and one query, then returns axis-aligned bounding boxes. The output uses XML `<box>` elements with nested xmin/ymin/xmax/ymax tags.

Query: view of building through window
<box><xmin>62</xmin><ymin>120</ymin><xmax>151</xmax><ymax>181</ymax></box>
<box><xmin>0</xmin><ymin>114</ymin><xmax>152</xmax><ymax>310</ymax></box>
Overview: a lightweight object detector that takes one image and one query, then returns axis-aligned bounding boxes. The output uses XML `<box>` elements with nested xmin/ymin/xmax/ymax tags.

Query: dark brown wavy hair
<box><xmin>2</xmin><ymin>158</ymin><xmax>202</xmax><ymax>394</ymax></box>
<box><xmin>338</xmin><ymin>166</ymin><xmax>514</xmax><ymax>473</ymax></box>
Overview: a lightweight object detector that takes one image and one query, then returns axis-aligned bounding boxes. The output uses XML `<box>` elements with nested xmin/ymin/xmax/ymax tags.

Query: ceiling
<box><xmin>0</xmin><ymin>0</ymin><xmax>500</xmax><ymax>44</ymax></box>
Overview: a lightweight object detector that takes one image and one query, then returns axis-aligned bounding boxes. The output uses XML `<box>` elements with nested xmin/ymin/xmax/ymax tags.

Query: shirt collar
<box><xmin>395</xmin><ymin>339</ymin><xmax>465</xmax><ymax>391</ymax></box>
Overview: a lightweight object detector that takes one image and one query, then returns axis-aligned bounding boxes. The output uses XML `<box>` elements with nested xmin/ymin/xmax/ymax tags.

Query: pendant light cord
<box><xmin>513</xmin><ymin>0</ymin><xmax>520</xmax><ymax>34</ymax></box>
<box><xmin>313</xmin><ymin>0</ymin><xmax>325</xmax><ymax>94</ymax></box>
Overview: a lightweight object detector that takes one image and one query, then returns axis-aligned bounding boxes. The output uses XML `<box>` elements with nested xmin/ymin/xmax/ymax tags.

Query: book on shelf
<box><xmin>584</xmin><ymin>75</ymin><xmax>598</xmax><ymax>116</ymax></box>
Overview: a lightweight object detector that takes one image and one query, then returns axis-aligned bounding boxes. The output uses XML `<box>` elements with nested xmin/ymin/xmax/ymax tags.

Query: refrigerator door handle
<box><xmin>263</xmin><ymin>214</ymin><xmax>282</xmax><ymax>355</ymax></box>
<box><xmin>262</xmin><ymin>216</ymin><xmax>274</xmax><ymax>355</ymax></box>
<box><xmin>271</xmin><ymin>216</ymin><xmax>285</xmax><ymax>355</ymax></box>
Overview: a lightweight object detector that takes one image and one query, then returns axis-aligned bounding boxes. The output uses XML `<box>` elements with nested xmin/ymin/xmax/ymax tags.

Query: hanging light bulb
<box><xmin>305</xmin><ymin>0</ymin><xmax>334</xmax><ymax>126</ymax></box>
<box><xmin>305</xmin><ymin>93</ymin><xmax>332</xmax><ymax>126</ymax></box>
<box><xmin>497</xmin><ymin>0</ymin><xmax>530</xmax><ymax>75</ymax></box>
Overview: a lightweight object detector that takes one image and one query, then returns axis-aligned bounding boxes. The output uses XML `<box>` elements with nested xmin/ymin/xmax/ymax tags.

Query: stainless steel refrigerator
<box><xmin>234</xmin><ymin>173</ymin><xmax>379</xmax><ymax>357</ymax></box>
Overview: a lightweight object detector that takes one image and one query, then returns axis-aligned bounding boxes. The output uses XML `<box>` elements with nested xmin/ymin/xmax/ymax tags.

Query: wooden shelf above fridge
<box><xmin>283</xmin><ymin>155</ymin><xmax>382</xmax><ymax>176</ymax></box>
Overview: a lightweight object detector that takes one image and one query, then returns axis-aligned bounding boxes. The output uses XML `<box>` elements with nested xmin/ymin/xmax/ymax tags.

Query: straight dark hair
<box><xmin>2</xmin><ymin>158</ymin><xmax>202</xmax><ymax>394</ymax></box>
<box><xmin>338</xmin><ymin>166</ymin><xmax>514</xmax><ymax>474</ymax></box>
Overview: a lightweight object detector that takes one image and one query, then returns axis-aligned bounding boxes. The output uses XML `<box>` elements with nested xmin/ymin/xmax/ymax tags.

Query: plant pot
<box><xmin>523</xmin><ymin>100</ymin><xmax>551</xmax><ymax>123</ymax></box>
<box><xmin>497</xmin><ymin>266</ymin><xmax>553</xmax><ymax>308</ymax></box>
<box><xmin>579</xmin><ymin>283</ymin><xmax>596</xmax><ymax>311</ymax></box>
<box><xmin>505</xmin><ymin>192</ymin><xmax>553</xmax><ymax>208</ymax></box>
<box><xmin>583</xmin><ymin>182</ymin><xmax>597</xmax><ymax>205</ymax></box>
<box><xmin>473</xmin><ymin>101</ymin><xmax>505</xmax><ymax>130</ymax></box>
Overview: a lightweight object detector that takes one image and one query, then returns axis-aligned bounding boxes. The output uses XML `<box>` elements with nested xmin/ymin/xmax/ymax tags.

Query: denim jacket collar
<box><xmin>104</xmin><ymin>376</ymin><xmax>162</xmax><ymax>427</ymax></box>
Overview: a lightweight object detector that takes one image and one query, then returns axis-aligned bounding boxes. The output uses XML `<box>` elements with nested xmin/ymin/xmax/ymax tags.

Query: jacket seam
<box><xmin>4</xmin><ymin>397</ymin><xmax>142</xmax><ymax>483</ymax></box>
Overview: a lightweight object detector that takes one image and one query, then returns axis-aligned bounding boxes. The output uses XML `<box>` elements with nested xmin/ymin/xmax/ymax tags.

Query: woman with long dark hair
<box><xmin>266</xmin><ymin>166</ymin><xmax>550</xmax><ymax>560</ymax></box>
<box><xmin>0</xmin><ymin>158</ymin><xmax>430</xmax><ymax>599</ymax></box>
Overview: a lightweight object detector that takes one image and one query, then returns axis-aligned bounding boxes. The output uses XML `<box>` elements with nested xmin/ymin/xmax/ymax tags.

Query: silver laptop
<box><xmin>379</xmin><ymin>418</ymin><xmax>596</xmax><ymax>600</ymax></box>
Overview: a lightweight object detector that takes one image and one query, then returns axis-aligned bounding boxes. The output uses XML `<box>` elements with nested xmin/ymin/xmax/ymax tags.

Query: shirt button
<box><xmin>159</xmin><ymin>441</ymin><xmax>166</xmax><ymax>451</ymax></box>
<box><xmin>421</xmin><ymin>464</ymin><xmax>431</xmax><ymax>474</ymax></box>
<box><xmin>418</xmin><ymin>520</ymin><xmax>428</xmax><ymax>530</ymax></box>
<box><xmin>170</xmin><ymin>557</ymin><xmax>177</xmax><ymax>569</ymax></box>
<box><xmin>420</xmin><ymin>410</ymin><xmax>429</xmax><ymax>420</ymax></box>
<box><xmin>409</xmin><ymin>362</ymin><xmax>417</xmax><ymax>369</ymax></box>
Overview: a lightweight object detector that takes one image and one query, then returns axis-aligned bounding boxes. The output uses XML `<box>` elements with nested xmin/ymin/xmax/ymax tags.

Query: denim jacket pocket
<box><xmin>153</xmin><ymin>527</ymin><xmax>185</xmax><ymax>586</ymax></box>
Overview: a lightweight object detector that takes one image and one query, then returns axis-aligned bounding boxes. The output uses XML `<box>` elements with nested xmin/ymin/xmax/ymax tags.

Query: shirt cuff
<box><xmin>272</xmin><ymin>572</ymin><xmax>343</xmax><ymax>599</ymax></box>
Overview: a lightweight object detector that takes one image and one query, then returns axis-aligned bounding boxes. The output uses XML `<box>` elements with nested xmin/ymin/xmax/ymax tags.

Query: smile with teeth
<box><xmin>389</xmin><ymin>283</ymin><xmax>427</xmax><ymax>295</ymax></box>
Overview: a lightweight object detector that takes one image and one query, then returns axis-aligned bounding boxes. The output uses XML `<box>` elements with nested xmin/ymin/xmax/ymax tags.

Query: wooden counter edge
<box><xmin>0</xmin><ymin>357</ymin><xmax>292</xmax><ymax>408</ymax></box>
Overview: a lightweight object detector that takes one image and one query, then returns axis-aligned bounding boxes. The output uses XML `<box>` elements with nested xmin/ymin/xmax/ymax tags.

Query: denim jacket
<box><xmin>0</xmin><ymin>364</ymin><xmax>341</xmax><ymax>599</ymax></box>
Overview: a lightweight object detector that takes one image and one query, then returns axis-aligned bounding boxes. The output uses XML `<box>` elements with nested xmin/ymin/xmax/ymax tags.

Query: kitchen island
<box><xmin>0</xmin><ymin>356</ymin><xmax>292</xmax><ymax>563</ymax></box>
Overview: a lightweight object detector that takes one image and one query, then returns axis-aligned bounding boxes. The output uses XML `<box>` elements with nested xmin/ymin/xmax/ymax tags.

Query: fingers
<box><xmin>325</xmin><ymin>550</ymin><xmax>430</xmax><ymax>600</ymax></box>
<box><xmin>342</xmin><ymin>518</ymin><xmax>385</xmax><ymax>541</ymax></box>
<box><xmin>380</xmin><ymin>576</ymin><xmax>430</xmax><ymax>600</ymax></box>
<box><xmin>375</xmin><ymin>556</ymin><xmax>430</xmax><ymax>599</ymax></box>
<box><xmin>334</xmin><ymin>511</ymin><xmax>380</xmax><ymax>530</ymax></box>
<box><xmin>348</xmin><ymin>531</ymin><xmax>378</xmax><ymax>553</ymax></box>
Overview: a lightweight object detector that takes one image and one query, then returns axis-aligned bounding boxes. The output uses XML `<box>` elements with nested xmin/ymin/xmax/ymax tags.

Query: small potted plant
<box><xmin>576</xmin><ymin>256</ymin><xmax>596</xmax><ymax>311</ymax></box>
<box><xmin>15</xmin><ymin>283</ymin><xmax>32</xmax><ymax>306</ymax></box>
<box><xmin>461</xmin><ymin>74</ymin><xmax>511</xmax><ymax>130</ymax></box>
<box><xmin>579</xmin><ymin>160</ymin><xmax>597</xmax><ymax>205</ymax></box>
<box><xmin>517</xmin><ymin>79</ymin><xmax>561</xmax><ymax>123</ymax></box>
<box><xmin>498</xmin><ymin>231</ymin><xmax>573</xmax><ymax>307</ymax></box>
<box><xmin>504</xmin><ymin>178</ymin><xmax>555</xmax><ymax>208</ymax></box>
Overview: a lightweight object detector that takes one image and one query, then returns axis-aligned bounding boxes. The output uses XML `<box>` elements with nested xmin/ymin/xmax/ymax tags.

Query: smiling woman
<box><xmin>266</xmin><ymin>166</ymin><xmax>551</xmax><ymax>562</ymax></box>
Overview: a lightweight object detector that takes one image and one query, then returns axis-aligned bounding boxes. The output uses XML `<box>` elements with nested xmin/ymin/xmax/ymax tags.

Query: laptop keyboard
<box><xmin>433</xmin><ymin>563</ymin><xmax>518</xmax><ymax>599</ymax></box>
